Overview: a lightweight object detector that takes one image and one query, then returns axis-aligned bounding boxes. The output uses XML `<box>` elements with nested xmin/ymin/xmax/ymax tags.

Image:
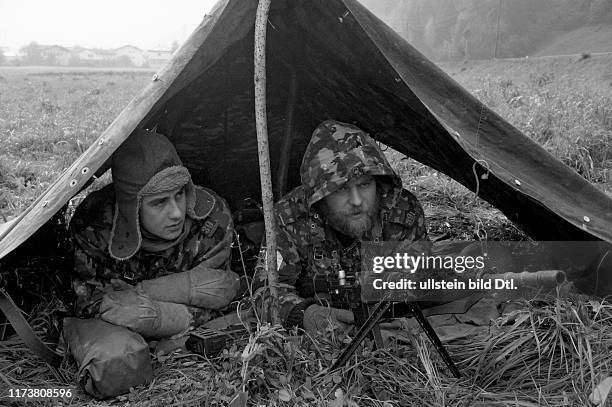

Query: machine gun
<box><xmin>321</xmin><ymin>271</ymin><xmax>462</xmax><ymax>377</ymax></box>
<box><xmin>323</xmin><ymin>269</ymin><xmax>566</xmax><ymax>377</ymax></box>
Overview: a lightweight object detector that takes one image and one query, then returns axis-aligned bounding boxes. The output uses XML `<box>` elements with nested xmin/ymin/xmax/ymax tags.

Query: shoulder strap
<box><xmin>0</xmin><ymin>289</ymin><xmax>62</xmax><ymax>367</ymax></box>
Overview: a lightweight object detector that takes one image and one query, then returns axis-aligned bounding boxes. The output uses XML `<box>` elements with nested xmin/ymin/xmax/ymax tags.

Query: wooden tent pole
<box><xmin>254</xmin><ymin>0</ymin><xmax>280</xmax><ymax>325</ymax></box>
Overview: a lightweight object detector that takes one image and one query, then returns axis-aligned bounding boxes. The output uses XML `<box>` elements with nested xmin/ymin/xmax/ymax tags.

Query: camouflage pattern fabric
<box><xmin>300</xmin><ymin>120</ymin><xmax>403</xmax><ymax>206</ymax></box>
<box><xmin>257</xmin><ymin>120</ymin><xmax>428</xmax><ymax>323</ymax></box>
<box><xmin>70</xmin><ymin>183</ymin><xmax>234</xmax><ymax>320</ymax></box>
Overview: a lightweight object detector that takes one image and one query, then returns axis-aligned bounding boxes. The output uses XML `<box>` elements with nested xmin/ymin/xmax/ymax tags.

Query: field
<box><xmin>0</xmin><ymin>56</ymin><xmax>611</xmax><ymax>406</ymax></box>
<box><xmin>0</xmin><ymin>67</ymin><xmax>155</xmax><ymax>219</ymax></box>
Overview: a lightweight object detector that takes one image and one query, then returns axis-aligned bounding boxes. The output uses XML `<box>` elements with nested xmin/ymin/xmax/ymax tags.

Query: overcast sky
<box><xmin>0</xmin><ymin>0</ymin><xmax>219</xmax><ymax>52</ymax></box>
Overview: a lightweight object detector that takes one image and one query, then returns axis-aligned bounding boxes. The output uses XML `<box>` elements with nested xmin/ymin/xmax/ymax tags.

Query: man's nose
<box><xmin>168</xmin><ymin>198</ymin><xmax>183</xmax><ymax>219</ymax></box>
<box><xmin>348</xmin><ymin>185</ymin><xmax>363</xmax><ymax>207</ymax></box>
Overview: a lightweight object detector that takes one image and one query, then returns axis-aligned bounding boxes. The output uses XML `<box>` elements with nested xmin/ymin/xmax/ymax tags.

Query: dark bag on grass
<box><xmin>62</xmin><ymin>317</ymin><xmax>153</xmax><ymax>399</ymax></box>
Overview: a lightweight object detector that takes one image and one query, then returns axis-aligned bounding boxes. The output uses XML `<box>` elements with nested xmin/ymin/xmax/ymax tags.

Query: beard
<box><xmin>320</xmin><ymin>197</ymin><xmax>380</xmax><ymax>239</ymax></box>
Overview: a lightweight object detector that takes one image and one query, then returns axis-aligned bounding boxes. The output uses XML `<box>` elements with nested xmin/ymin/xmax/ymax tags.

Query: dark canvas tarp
<box><xmin>1</xmin><ymin>0</ymin><xmax>611</xmax><ymax>273</ymax></box>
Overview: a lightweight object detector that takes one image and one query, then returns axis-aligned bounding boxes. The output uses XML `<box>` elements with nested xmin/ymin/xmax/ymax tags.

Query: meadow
<box><xmin>0</xmin><ymin>67</ymin><xmax>155</xmax><ymax>219</ymax></box>
<box><xmin>0</xmin><ymin>57</ymin><xmax>611</xmax><ymax>406</ymax></box>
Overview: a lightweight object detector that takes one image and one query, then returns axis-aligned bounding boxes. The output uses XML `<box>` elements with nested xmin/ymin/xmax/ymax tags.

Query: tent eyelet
<box><xmin>514</xmin><ymin>179</ymin><xmax>521</xmax><ymax>186</ymax></box>
<box><xmin>81</xmin><ymin>167</ymin><xmax>89</xmax><ymax>175</ymax></box>
<box><xmin>583</xmin><ymin>216</ymin><xmax>590</xmax><ymax>223</ymax></box>
<box><xmin>69</xmin><ymin>179</ymin><xmax>78</xmax><ymax>188</ymax></box>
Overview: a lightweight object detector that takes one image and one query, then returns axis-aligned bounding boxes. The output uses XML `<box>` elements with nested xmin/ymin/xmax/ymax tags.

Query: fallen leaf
<box><xmin>589</xmin><ymin>300</ymin><xmax>602</xmax><ymax>313</ymax></box>
<box><xmin>328</xmin><ymin>389</ymin><xmax>345</xmax><ymax>407</ymax></box>
<box><xmin>332</xmin><ymin>374</ymin><xmax>342</xmax><ymax>384</ymax></box>
<box><xmin>278</xmin><ymin>389</ymin><xmax>292</xmax><ymax>402</ymax></box>
<box><xmin>590</xmin><ymin>377</ymin><xmax>612</xmax><ymax>406</ymax></box>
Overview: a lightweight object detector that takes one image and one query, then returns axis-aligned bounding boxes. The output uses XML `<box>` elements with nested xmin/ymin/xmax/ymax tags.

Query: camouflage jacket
<box><xmin>255</xmin><ymin>120</ymin><xmax>430</xmax><ymax>325</ymax></box>
<box><xmin>69</xmin><ymin>183</ymin><xmax>234</xmax><ymax>318</ymax></box>
<box><xmin>271</xmin><ymin>184</ymin><xmax>428</xmax><ymax>323</ymax></box>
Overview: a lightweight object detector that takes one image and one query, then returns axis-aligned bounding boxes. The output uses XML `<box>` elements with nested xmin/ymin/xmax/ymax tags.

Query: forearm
<box><xmin>137</xmin><ymin>265</ymin><xmax>240</xmax><ymax>309</ymax></box>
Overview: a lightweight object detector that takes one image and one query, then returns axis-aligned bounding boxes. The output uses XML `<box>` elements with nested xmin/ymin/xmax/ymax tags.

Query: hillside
<box><xmin>534</xmin><ymin>24</ymin><xmax>612</xmax><ymax>56</ymax></box>
<box><xmin>360</xmin><ymin>0</ymin><xmax>612</xmax><ymax>60</ymax></box>
<box><xmin>436</xmin><ymin>55</ymin><xmax>611</xmax><ymax>191</ymax></box>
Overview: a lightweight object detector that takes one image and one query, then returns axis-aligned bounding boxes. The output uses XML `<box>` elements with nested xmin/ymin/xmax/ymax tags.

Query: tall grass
<box><xmin>2</xmin><ymin>295</ymin><xmax>611</xmax><ymax>406</ymax></box>
<box><xmin>443</xmin><ymin>56</ymin><xmax>611</xmax><ymax>187</ymax></box>
<box><xmin>0</xmin><ymin>69</ymin><xmax>150</xmax><ymax>217</ymax></box>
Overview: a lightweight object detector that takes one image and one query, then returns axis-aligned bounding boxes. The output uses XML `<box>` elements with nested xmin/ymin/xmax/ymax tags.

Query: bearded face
<box><xmin>319</xmin><ymin>175</ymin><xmax>379</xmax><ymax>239</ymax></box>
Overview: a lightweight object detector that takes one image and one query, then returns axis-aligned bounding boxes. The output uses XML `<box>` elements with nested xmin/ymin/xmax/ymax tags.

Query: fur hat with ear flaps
<box><xmin>109</xmin><ymin>129</ymin><xmax>203</xmax><ymax>261</ymax></box>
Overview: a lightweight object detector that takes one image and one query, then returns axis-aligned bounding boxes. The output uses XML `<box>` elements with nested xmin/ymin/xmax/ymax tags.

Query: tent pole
<box><xmin>254</xmin><ymin>0</ymin><xmax>280</xmax><ymax>325</ymax></box>
<box><xmin>276</xmin><ymin>67</ymin><xmax>297</xmax><ymax>198</ymax></box>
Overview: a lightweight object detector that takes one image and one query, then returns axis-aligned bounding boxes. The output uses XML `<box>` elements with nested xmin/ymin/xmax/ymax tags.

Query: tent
<box><xmin>1</xmin><ymin>0</ymin><xmax>611</xmax><ymax>293</ymax></box>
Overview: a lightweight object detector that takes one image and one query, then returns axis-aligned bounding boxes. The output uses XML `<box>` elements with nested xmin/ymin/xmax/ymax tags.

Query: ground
<box><xmin>0</xmin><ymin>55</ymin><xmax>611</xmax><ymax>406</ymax></box>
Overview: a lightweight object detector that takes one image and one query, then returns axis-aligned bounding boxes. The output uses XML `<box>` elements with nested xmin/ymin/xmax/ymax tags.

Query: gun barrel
<box><xmin>489</xmin><ymin>270</ymin><xmax>566</xmax><ymax>288</ymax></box>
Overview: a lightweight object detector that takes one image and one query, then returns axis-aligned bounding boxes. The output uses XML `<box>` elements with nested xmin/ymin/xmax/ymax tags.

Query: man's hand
<box><xmin>136</xmin><ymin>268</ymin><xmax>240</xmax><ymax>309</ymax></box>
<box><xmin>99</xmin><ymin>290</ymin><xmax>192</xmax><ymax>339</ymax></box>
<box><xmin>303</xmin><ymin>305</ymin><xmax>354</xmax><ymax>336</ymax></box>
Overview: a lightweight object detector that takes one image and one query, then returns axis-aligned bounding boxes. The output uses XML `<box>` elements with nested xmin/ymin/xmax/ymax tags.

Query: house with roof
<box><xmin>77</xmin><ymin>49</ymin><xmax>105</xmax><ymax>62</ymax></box>
<box><xmin>114</xmin><ymin>45</ymin><xmax>147</xmax><ymax>67</ymax></box>
<box><xmin>39</xmin><ymin>45</ymin><xmax>71</xmax><ymax>65</ymax></box>
<box><xmin>0</xmin><ymin>46</ymin><xmax>16</xmax><ymax>63</ymax></box>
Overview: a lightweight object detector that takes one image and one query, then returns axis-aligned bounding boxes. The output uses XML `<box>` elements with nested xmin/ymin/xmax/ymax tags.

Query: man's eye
<box><xmin>176</xmin><ymin>189</ymin><xmax>185</xmax><ymax>198</ymax></box>
<box><xmin>359</xmin><ymin>182</ymin><xmax>371</xmax><ymax>188</ymax></box>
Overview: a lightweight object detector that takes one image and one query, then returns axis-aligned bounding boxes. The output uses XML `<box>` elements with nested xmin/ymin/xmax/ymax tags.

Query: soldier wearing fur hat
<box><xmin>65</xmin><ymin>129</ymin><xmax>239</xmax><ymax>398</ymax></box>
<box><xmin>260</xmin><ymin>120</ymin><xmax>429</xmax><ymax>336</ymax></box>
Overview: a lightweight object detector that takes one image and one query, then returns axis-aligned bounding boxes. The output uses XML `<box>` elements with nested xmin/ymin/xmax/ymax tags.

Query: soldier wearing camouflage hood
<box><xmin>268</xmin><ymin>120</ymin><xmax>428</xmax><ymax>335</ymax></box>
<box><xmin>65</xmin><ymin>129</ymin><xmax>239</xmax><ymax>399</ymax></box>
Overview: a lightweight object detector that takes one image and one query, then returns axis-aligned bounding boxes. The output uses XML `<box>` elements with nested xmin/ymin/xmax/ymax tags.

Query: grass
<box><xmin>440</xmin><ymin>55</ymin><xmax>612</xmax><ymax>188</ymax></box>
<box><xmin>2</xmin><ymin>295</ymin><xmax>612</xmax><ymax>406</ymax></box>
<box><xmin>0</xmin><ymin>68</ymin><xmax>152</xmax><ymax>217</ymax></box>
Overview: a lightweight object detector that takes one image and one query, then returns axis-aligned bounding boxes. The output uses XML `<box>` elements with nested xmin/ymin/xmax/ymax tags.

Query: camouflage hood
<box><xmin>300</xmin><ymin>120</ymin><xmax>402</xmax><ymax>207</ymax></box>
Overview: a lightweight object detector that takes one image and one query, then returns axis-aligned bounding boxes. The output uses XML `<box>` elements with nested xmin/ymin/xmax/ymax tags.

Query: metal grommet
<box><xmin>514</xmin><ymin>179</ymin><xmax>521</xmax><ymax>186</ymax></box>
<box><xmin>152</xmin><ymin>74</ymin><xmax>158</xmax><ymax>81</ymax></box>
<box><xmin>98</xmin><ymin>138</ymin><xmax>105</xmax><ymax>145</ymax></box>
<box><xmin>311</xmin><ymin>223</ymin><xmax>316</xmax><ymax>229</ymax></box>
<box><xmin>81</xmin><ymin>167</ymin><xmax>89</xmax><ymax>175</ymax></box>
<box><xmin>583</xmin><ymin>216</ymin><xmax>590</xmax><ymax>222</ymax></box>
<box><xmin>42</xmin><ymin>201</ymin><xmax>48</xmax><ymax>207</ymax></box>
<box><xmin>69</xmin><ymin>179</ymin><xmax>78</xmax><ymax>188</ymax></box>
